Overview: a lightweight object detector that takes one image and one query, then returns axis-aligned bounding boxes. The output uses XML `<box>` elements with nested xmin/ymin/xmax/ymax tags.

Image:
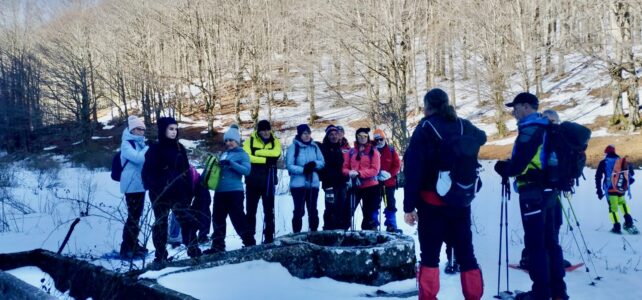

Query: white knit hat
<box><xmin>128</xmin><ymin>116</ymin><xmax>145</xmax><ymax>131</ymax></box>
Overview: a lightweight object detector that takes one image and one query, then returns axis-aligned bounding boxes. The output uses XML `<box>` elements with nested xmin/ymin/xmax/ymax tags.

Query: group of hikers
<box><xmin>114</xmin><ymin>87</ymin><xmax>637</xmax><ymax>300</ymax></box>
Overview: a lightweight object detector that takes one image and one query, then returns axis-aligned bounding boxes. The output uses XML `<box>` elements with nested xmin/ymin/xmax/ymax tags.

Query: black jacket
<box><xmin>319</xmin><ymin>138</ymin><xmax>347</xmax><ymax>189</ymax></box>
<box><xmin>403</xmin><ymin>115</ymin><xmax>486</xmax><ymax>212</ymax></box>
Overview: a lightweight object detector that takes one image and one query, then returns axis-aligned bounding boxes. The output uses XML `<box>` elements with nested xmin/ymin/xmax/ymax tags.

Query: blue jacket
<box><xmin>216</xmin><ymin>146</ymin><xmax>251</xmax><ymax>193</ymax></box>
<box><xmin>286</xmin><ymin>138</ymin><xmax>325</xmax><ymax>188</ymax></box>
<box><xmin>120</xmin><ymin>128</ymin><xmax>149</xmax><ymax>194</ymax></box>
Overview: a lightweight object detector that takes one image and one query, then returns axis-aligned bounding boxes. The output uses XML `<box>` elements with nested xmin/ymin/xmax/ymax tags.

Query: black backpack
<box><xmin>541</xmin><ymin>121</ymin><xmax>591</xmax><ymax>192</ymax></box>
<box><xmin>424</xmin><ymin>119</ymin><xmax>482</xmax><ymax>207</ymax></box>
<box><xmin>111</xmin><ymin>140</ymin><xmax>136</xmax><ymax>182</ymax></box>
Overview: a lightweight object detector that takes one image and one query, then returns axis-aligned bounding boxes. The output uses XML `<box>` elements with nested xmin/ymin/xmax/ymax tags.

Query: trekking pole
<box><xmin>503</xmin><ymin>181</ymin><xmax>510</xmax><ymax>294</ymax></box>
<box><xmin>494</xmin><ymin>183</ymin><xmax>505</xmax><ymax>298</ymax></box>
<box><xmin>379</xmin><ymin>185</ymin><xmax>386</xmax><ymax>232</ymax></box>
<box><xmin>351</xmin><ymin>178</ymin><xmax>356</xmax><ymax>231</ymax></box>
<box><xmin>564</xmin><ymin>192</ymin><xmax>602</xmax><ymax>281</ymax></box>
<box><xmin>557</xmin><ymin>196</ymin><xmax>597</xmax><ymax>285</ymax></box>
<box><xmin>262</xmin><ymin>168</ymin><xmax>272</xmax><ymax>243</ymax></box>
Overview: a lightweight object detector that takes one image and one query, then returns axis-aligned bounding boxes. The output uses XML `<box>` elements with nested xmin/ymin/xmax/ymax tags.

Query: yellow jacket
<box><xmin>243</xmin><ymin>131</ymin><xmax>282</xmax><ymax>164</ymax></box>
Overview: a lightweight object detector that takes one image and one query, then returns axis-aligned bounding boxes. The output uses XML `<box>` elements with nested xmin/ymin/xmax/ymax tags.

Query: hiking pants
<box><xmin>246</xmin><ymin>182</ymin><xmax>276</xmax><ymax>242</ymax></box>
<box><xmin>607</xmin><ymin>194</ymin><xmax>633</xmax><ymax>226</ymax></box>
<box><xmin>291</xmin><ymin>187</ymin><xmax>319</xmax><ymax>233</ymax></box>
<box><xmin>352</xmin><ymin>185</ymin><xmax>381</xmax><ymax>230</ymax></box>
<box><xmin>191</xmin><ymin>184</ymin><xmax>212</xmax><ymax>238</ymax></box>
<box><xmin>519</xmin><ymin>187</ymin><xmax>567</xmax><ymax>300</ymax></box>
<box><xmin>121</xmin><ymin>192</ymin><xmax>145</xmax><ymax>252</ymax></box>
<box><xmin>212</xmin><ymin>191</ymin><xmax>255</xmax><ymax>251</ymax></box>
<box><xmin>323</xmin><ymin>185</ymin><xmax>350</xmax><ymax>230</ymax></box>
<box><xmin>150</xmin><ymin>191</ymin><xmax>198</xmax><ymax>260</ymax></box>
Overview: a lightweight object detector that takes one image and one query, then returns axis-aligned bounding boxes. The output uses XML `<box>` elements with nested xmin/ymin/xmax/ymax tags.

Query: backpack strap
<box><xmin>250</xmin><ymin>136</ymin><xmax>256</xmax><ymax>155</ymax></box>
<box><xmin>294</xmin><ymin>142</ymin><xmax>300</xmax><ymax>164</ymax></box>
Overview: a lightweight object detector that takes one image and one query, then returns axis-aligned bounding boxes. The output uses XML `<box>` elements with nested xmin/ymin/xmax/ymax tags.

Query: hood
<box><xmin>157</xmin><ymin>117</ymin><xmax>178</xmax><ymax>144</ymax></box>
<box><xmin>519</xmin><ymin>113</ymin><xmax>549</xmax><ymax>127</ymax></box>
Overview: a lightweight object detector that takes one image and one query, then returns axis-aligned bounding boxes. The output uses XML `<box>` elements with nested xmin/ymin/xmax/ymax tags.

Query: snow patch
<box><xmin>43</xmin><ymin>146</ymin><xmax>57</xmax><ymax>151</ymax></box>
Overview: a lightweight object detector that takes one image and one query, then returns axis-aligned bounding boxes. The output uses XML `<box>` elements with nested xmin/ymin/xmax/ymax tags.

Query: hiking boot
<box><xmin>197</xmin><ymin>235</ymin><xmax>210</xmax><ymax>244</ymax></box>
<box><xmin>264</xmin><ymin>235</ymin><xmax>274</xmax><ymax>244</ymax></box>
<box><xmin>187</xmin><ymin>246</ymin><xmax>202</xmax><ymax>258</ymax></box>
<box><xmin>445</xmin><ymin>261</ymin><xmax>456</xmax><ymax>274</ymax></box>
<box><xmin>611</xmin><ymin>223</ymin><xmax>622</xmax><ymax>234</ymax></box>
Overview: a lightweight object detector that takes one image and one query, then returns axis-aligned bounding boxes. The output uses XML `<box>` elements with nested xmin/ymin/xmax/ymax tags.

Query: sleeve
<box><xmin>254</xmin><ymin>136</ymin><xmax>282</xmax><ymax>158</ymax></box>
<box><xmin>389</xmin><ymin>147</ymin><xmax>401</xmax><ymax>177</ymax></box>
<box><xmin>286</xmin><ymin>144</ymin><xmax>304</xmax><ymax>175</ymax></box>
<box><xmin>121</xmin><ymin>140</ymin><xmax>147</xmax><ymax>164</ymax></box>
<box><xmin>243</xmin><ymin>137</ymin><xmax>267</xmax><ymax>164</ymax></box>
<box><xmin>314</xmin><ymin>145</ymin><xmax>325</xmax><ymax>170</ymax></box>
<box><xmin>141</xmin><ymin>145</ymin><xmax>158</xmax><ymax>191</ymax></box>
<box><xmin>230</xmin><ymin>152</ymin><xmax>251</xmax><ymax>176</ymax></box>
<box><xmin>403</xmin><ymin>125</ymin><xmax>428</xmax><ymax>213</ymax></box>
<box><xmin>628</xmin><ymin>163</ymin><xmax>635</xmax><ymax>185</ymax></box>
<box><xmin>595</xmin><ymin>160</ymin><xmax>605</xmax><ymax>193</ymax></box>
<box><xmin>504</xmin><ymin>125</ymin><xmax>543</xmax><ymax>177</ymax></box>
<box><xmin>342</xmin><ymin>151</ymin><xmax>352</xmax><ymax>176</ymax></box>
<box><xmin>358</xmin><ymin>150</ymin><xmax>380</xmax><ymax>179</ymax></box>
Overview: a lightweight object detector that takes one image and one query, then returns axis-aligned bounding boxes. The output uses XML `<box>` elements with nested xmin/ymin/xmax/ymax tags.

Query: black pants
<box><xmin>323</xmin><ymin>186</ymin><xmax>350</xmax><ymax>230</ymax></box>
<box><xmin>150</xmin><ymin>191</ymin><xmax>198</xmax><ymax>260</ymax></box>
<box><xmin>191</xmin><ymin>184</ymin><xmax>212</xmax><ymax>238</ymax></box>
<box><xmin>291</xmin><ymin>187</ymin><xmax>319</xmax><ymax>233</ymax></box>
<box><xmin>351</xmin><ymin>185</ymin><xmax>381</xmax><ymax>230</ymax></box>
<box><xmin>121</xmin><ymin>192</ymin><xmax>145</xmax><ymax>252</ymax></box>
<box><xmin>417</xmin><ymin>204</ymin><xmax>479</xmax><ymax>272</ymax></box>
<box><xmin>212</xmin><ymin>191</ymin><xmax>255</xmax><ymax>251</ymax></box>
<box><xmin>246</xmin><ymin>183</ymin><xmax>276</xmax><ymax>241</ymax></box>
<box><xmin>519</xmin><ymin>187</ymin><xmax>566</xmax><ymax>300</ymax></box>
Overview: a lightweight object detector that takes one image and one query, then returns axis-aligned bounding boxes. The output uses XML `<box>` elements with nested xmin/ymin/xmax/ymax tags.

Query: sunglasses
<box><xmin>375</xmin><ymin>138</ymin><xmax>384</xmax><ymax>142</ymax></box>
<box><xmin>357</xmin><ymin>134</ymin><xmax>369</xmax><ymax>139</ymax></box>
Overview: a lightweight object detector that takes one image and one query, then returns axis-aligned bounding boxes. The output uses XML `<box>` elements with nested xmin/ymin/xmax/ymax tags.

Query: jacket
<box><xmin>217</xmin><ymin>147</ymin><xmax>251</xmax><ymax>193</ymax></box>
<box><xmin>595</xmin><ymin>153</ymin><xmax>636</xmax><ymax>196</ymax></box>
<box><xmin>403</xmin><ymin>115</ymin><xmax>486</xmax><ymax>212</ymax></box>
<box><xmin>375</xmin><ymin>143</ymin><xmax>401</xmax><ymax>188</ymax></box>
<box><xmin>286</xmin><ymin>138</ymin><xmax>325</xmax><ymax>188</ymax></box>
<box><xmin>119</xmin><ymin>128</ymin><xmax>149</xmax><ymax>194</ymax></box>
<box><xmin>319</xmin><ymin>138</ymin><xmax>347</xmax><ymax>189</ymax></box>
<box><xmin>243</xmin><ymin>131</ymin><xmax>281</xmax><ymax>187</ymax></box>
<box><xmin>342</xmin><ymin>142</ymin><xmax>381</xmax><ymax>189</ymax></box>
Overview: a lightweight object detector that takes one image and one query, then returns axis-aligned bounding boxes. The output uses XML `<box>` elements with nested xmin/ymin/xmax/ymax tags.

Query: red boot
<box><xmin>418</xmin><ymin>265</ymin><xmax>440</xmax><ymax>300</ymax></box>
<box><xmin>460</xmin><ymin>269</ymin><xmax>484</xmax><ymax>300</ymax></box>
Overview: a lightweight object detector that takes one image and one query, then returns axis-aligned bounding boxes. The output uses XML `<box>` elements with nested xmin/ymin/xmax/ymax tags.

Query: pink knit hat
<box><xmin>128</xmin><ymin>116</ymin><xmax>145</xmax><ymax>131</ymax></box>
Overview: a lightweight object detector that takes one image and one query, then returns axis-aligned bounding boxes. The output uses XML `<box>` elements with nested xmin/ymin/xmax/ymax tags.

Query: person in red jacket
<box><xmin>343</xmin><ymin>127</ymin><xmax>382</xmax><ymax>230</ymax></box>
<box><xmin>373</xmin><ymin>129</ymin><xmax>402</xmax><ymax>233</ymax></box>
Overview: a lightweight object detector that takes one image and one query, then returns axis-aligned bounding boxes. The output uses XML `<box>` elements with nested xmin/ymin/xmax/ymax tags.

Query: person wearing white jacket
<box><xmin>119</xmin><ymin>116</ymin><xmax>149</xmax><ymax>258</ymax></box>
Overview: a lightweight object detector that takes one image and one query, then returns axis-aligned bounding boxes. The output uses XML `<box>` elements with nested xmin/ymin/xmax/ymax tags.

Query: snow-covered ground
<box><xmin>1</xmin><ymin>160</ymin><xmax>641</xmax><ymax>299</ymax></box>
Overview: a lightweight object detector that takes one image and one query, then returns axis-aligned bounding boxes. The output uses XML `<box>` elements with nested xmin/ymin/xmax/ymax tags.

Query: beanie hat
<box><xmin>604</xmin><ymin>144</ymin><xmax>616</xmax><ymax>155</ymax></box>
<box><xmin>296</xmin><ymin>124</ymin><xmax>311</xmax><ymax>136</ymax></box>
<box><xmin>373</xmin><ymin>129</ymin><xmax>386</xmax><ymax>140</ymax></box>
<box><xmin>128</xmin><ymin>116</ymin><xmax>145</xmax><ymax>131</ymax></box>
<box><xmin>355</xmin><ymin>127</ymin><xmax>370</xmax><ymax>139</ymax></box>
<box><xmin>325</xmin><ymin>125</ymin><xmax>339</xmax><ymax>135</ymax></box>
<box><xmin>424</xmin><ymin>88</ymin><xmax>449</xmax><ymax>108</ymax></box>
<box><xmin>224</xmin><ymin>124</ymin><xmax>242</xmax><ymax>144</ymax></box>
<box><xmin>257</xmin><ymin>119</ymin><xmax>271</xmax><ymax>132</ymax></box>
<box><xmin>336</xmin><ymin>126</ymin><xmax>345</xmax><ymax>133</ymax></box>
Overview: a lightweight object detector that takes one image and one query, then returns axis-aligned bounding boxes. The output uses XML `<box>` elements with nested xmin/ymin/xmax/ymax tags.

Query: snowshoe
<box><xmin>624</xmin><ymin>225</ymin><xmax>639</xmax><ymax>234</ymax></box>
<box><xmin>495</xmin><ymin>290</ymin><xmax>527</xmax><ymax>300</ymax></box>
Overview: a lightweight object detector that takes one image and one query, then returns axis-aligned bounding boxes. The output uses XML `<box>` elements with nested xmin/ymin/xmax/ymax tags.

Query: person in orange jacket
<box><xmin>342</xmin><ymin>127</ymin><xmax>382</xmax><ymax>230</ymax></box>
<box><xmin>372</xmin><ymin>129</ymin><xmax>402</xmax><ymax>233</ymax></box>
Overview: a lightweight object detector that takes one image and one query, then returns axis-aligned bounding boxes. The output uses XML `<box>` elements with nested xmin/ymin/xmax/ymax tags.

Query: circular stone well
<box><xmin>280</xmin><ymin>230</ymin><xmax>416</xmax><ymax>286</ymax></box>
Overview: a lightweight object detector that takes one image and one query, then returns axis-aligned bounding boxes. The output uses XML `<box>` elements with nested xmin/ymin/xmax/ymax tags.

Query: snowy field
<box><xmin>1</xmin><ymin>160</ymin><xmax>641</xmax><ymax>299</ymax></box>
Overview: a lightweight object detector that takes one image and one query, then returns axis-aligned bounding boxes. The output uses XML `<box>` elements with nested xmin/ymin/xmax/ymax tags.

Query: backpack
<box><xmin>111</xmin><ymin>140</ymin><xmax>136</xmax><ymax>182</ymax></box>
<box><xmin>604</xmin><ymin>156</ymin><xmax>630</xmax><ymax>194</ymax></box>
<box><xmin>541</xmin><ymin>121</ymin><xmax>591</xmax><ymax>192</ymax></box>
<box><xmin>201</xmin><ymin>154</ymin><xmax>221</xmax><ymax>190</ymax></box>
<box><xmin>423</xmin><ymin>119</ymin><xmax>482</xmax><ymax>207</ymax></box>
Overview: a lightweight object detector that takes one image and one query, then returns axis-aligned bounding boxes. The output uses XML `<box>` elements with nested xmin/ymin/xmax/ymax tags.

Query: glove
<box><xmin>303</xmin><ymin>161</ymin><xmax>316</xmax><ymax>174</ymax></box>
<box><xmin>266</xmin><ymin>157</ymin><xmax>278</xmax><ymax>166</ymax></box>
<box><xmin>219</xmin><ymin>160</ymin><xmax>231</xmax><ymax>167</ymax></box>
<box><xmin>597</xmin><ymin>190</ymin><xmax>604</xmax><ymax>200</ymax></box>
<box><xmin>377</xmin><ymin>170</ymin><xmax>392</xmax><ymax>181</ymax></box>
<box><xmin>494</xmin><ymin>160</ymin><xmax>510</xmax><ymax>177</ymax></box>
<box><xmin>349</xmin><ymin>170</ymin><xmax>359</xmax><ymax>178</ymax></box>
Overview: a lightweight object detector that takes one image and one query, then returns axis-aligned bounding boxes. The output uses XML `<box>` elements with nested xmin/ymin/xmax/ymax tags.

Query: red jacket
<box><xmin>375</xmin><ymin>143</ymin><xmax>401</xmax><ymax>188</ymax></box>
<box><xmin>342</xmin><ymin>142</ymin><xmax>381</xmax><ymax>189</ymax></box>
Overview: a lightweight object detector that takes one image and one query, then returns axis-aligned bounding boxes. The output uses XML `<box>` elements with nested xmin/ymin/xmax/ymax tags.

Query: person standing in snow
<box><xmin>204</xmin><ymin>124</ymin><xmax>257</xmax><ymax>254</ymax></box>
<box><xmin>319</xmin><ymin>125</ymin><xmax>350</xmax><ymax>230</ymax></box>
<box><xmin>343</xmin><ymin>127</ymin><xmax>382</xmax><ymax>230</ymax></box>
<box><xmin>372</xmin><ymin>128</ymin><xmax>402</xmax><ymax>233</ymax></box>
<box><xmin>494</xmin><ymin>92</ymin><xmax>568</xmax><ymax>300</ymax></box>
<box><xmin>404</xmin><ymin>88</ymin><xmax>485</xmax><ymax>300</ymax></box>
<box><xmin>243</xmin><ymin>120</ymin><xmax>281</xmax><ymax>244</ymax></box>
<box><xmin>118</xmin><ymin>116</ymin><xmax>149</xmax><ymax>258</ymax></box>
<box><xmin>286</xmin><ymin>124</ymin><xmax>325</xmax><ymax>233</ymax></box>
<box><xmin>336</xmin><ymin>125</ymin><xmax>351</xmax><ymax>153</ymax></box>
<box><xmin>142</xmin><ymin>117</ymin><xmax>201</xmax><ymax>263</ymax></box>
<box><xmin>595</xmin><ymin>144</ymin><xmax>638</xmax><ymax>234</ymax></box>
